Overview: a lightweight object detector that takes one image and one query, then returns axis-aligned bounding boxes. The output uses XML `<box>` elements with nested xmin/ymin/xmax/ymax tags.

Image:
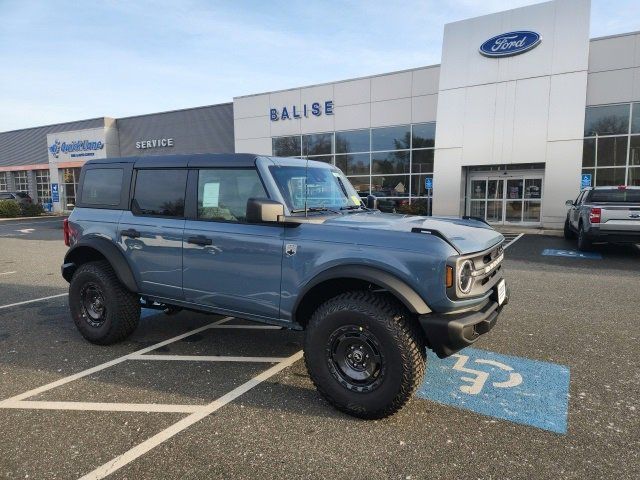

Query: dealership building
<box><xmin>1</xmin><ymin>0</ymin><xmax>639</xmax><ymax>227</ymax></box>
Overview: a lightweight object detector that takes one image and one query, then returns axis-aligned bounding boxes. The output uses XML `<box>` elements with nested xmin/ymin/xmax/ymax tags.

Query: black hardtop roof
<box><xmin>84</xmin><ymin>153</ymin><xmax>258</xmax><ymax>169</ymax></box>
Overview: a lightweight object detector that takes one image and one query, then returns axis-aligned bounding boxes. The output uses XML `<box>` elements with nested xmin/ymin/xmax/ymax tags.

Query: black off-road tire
<box><xmin>563</xmin><ymin>218</ymin><xmax>575</xmax><ymax>240</ymax></box>
<box><xmin>304</xmin><ymin>291</ymin><xmax>426</xmax><ymax>419</ymax></box>
<box><xmin>69</xmin><ymin>261</ymin><xmax>140</xmax><ymax>345</ymax></box>
<box><xmin>577</xmin><ymin>223</ymin><xmax>592</xmax><ymax>251</ymax></box>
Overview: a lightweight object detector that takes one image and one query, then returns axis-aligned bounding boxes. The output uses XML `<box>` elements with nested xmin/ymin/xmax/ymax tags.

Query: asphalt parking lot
<box><xmin>0</xmin><ymin>217</ymin><xmax>639</xmax><ymax>480</ymax></box>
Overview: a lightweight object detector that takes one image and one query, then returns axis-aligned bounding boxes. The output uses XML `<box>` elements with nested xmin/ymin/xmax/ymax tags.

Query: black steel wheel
<box><xmin>80</xmin><ymin>282</ymin><xmax>107</xmax><ymax>328</ymax></box>
<box><xmin>327</xmin><ymin>325</ymin><xmax>385</xmax><ymax>393</ymax></box>
<box><xmin>69</xmin><ymin>261</ymin><xmax>140</xmax><ymax>345</ymax></box>
<box><xmin>304</xmin><ymin>291</ymin><xmax>426</xmax><ymax>419</ymax></box>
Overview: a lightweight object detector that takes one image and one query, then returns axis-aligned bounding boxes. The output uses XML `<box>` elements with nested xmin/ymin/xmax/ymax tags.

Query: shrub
<box><xmin>0</xmin><ymin>200</ymin><xmax>22</xmax><ymax>218</ymax></box>
<box><xmin>20</xmin><ymin>202</ymin><xmax>45</xmax><ymax>217</ymax></box>
<box><xmin>397</xmin><ymin>199</ymin><xmax>432</xmax><ymax>216</ymax></box>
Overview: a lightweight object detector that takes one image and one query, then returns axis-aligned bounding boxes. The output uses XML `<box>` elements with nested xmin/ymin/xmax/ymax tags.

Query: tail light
<box><xmin>63</xmin><ymin>218</ymin><xmax>70</xmax><ymax>246</ymax></box>
<box><xmin>589</xmin><ymin>207</ymin><xmax>601</xmax><ymax>224</ymax></box>
<box><xmin>617</xmin><ymin>185</ymin><xmax>627</xmax><ymax>190</ymax></box>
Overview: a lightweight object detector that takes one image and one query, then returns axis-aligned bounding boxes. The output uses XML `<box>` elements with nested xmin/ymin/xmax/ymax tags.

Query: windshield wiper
<box><xmin>340</xmin><ymin>205</ymin><xmax>364</xmax><ymax>211</ymax></box>
<box><xmin>290</xmin><ymin>206</ymin><xmax>341</xmax><ymax>214</ymax></box>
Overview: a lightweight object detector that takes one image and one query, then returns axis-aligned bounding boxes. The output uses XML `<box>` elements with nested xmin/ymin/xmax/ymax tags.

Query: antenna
<box><xmin>304</xmin><ymin>157</ymin><xmax>309</xmax><ymax>217</ymax></box>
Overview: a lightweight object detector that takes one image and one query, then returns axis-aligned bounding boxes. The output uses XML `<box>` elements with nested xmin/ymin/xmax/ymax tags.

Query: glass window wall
<box><xmin>271</xmin><ymin>122</ymin><xmax>435</xmax><ymax>215</ymax></box>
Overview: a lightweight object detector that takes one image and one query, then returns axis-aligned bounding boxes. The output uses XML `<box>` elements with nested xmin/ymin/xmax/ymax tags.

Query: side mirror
<box><xmin>366</xmin><ymin>194</ymin><xmax>378</xmax><ymax>210</ymax></box>
<box><xmin>246</xmin><ymin>198</ymin><xmax>284</xmax><ymax>223</ymax></box>
<box><xmin>565</xmin><ymin>200</ymin><xmax>574</xmax><ymax>206</ymax></box>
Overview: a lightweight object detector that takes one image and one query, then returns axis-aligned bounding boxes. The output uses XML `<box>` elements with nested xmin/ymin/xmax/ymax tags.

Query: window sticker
<box><xmin>202</xmin><ymin>182</ymin><xmax>220</xmax><ymax>207</ymax></box>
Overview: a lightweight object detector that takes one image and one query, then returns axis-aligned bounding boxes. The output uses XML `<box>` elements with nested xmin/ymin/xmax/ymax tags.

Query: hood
<box><xmin>323</xmin><ymin>212</ymin><xmax>504</xmax><ymax>255</ymax></box>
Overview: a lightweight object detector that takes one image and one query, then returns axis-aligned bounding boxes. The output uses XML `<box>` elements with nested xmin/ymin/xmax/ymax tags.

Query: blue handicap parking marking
<box><xmin>416</xmin><ymin>348</ymin><xmax>570</xmax><ymax>434</ymax></box>
<box><xmin>542</xmin><ymin>248</ymin><xmax>602</xmax><ymax>259</ymax></box>
<box><xmin>141</xmin><ymin>308</ymin><xmax>161</xmax><ymax>319</ymax></box>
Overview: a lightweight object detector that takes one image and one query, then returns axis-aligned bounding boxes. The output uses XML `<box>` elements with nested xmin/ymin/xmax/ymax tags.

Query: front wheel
<box><xmin>69</xmin><ymin>261</ymin><xmax>140</xmax><ymax>345</ymax></box>
<box><xmin>564</xmin><ymin>218</ymin><xmax>575</xmax><ymax>240</ymax></box>
<box><xmin>304</xmin><ymin>291</ymin><xmax>426</xmax><ymax>419</ymax></box>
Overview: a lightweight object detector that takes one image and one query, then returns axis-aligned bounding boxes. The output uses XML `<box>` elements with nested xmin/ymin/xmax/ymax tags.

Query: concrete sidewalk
<box><xmin>494</xmin><ymin>226</ymin><xmax>563</xmax><ymax>237</ymax></box>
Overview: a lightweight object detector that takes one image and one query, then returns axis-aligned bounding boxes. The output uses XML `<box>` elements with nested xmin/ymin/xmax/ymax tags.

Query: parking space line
<box><xmin>0</xmin><ymin>401</ymin><xmax>202</xmax><ymax>414</ymax></box>
<box><xmin>0</xmin><ymin>271</ymin><xmax>17</xmax><ymax>276</ymax></box>
<box><xmin>0</xmin><ymin>317</ymin><xmax>233</xmax><ymax>405</ymax></box>
<box><xmin>504</xmin><ymin>233</ymin><xmax>524</xmax><ymax>249</ymax></box>
<box><xmin>208</xmin><ymin>324</ymin><xmax>283</xmax><ymax>329</ymax></box>
<box><xmin>0</xmin><ymin>293</ymin><xmax>68</xmax><ymax>310</ymax></box>
<box><xmin>78</xmin><ymin>350</ymin><xmax>304</xmax><ymax>480</ymax></box>
<box><xmin>130</xmin><ymin>354</ymin><xmax>288</xmax><ymax>363</ymax></box>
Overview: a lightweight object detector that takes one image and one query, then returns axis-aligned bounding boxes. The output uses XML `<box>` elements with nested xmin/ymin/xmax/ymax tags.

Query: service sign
<box><xmin>479</xmin><ymin>31</ymin><xmax>541</xmax><ymax>58</ymax></box>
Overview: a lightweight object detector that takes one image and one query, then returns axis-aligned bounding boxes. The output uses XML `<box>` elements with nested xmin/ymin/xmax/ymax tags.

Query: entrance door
<box><xmin>468</xmin><ymin>174</ymin><xmax>543</xmax><ymax>225</ymax></box>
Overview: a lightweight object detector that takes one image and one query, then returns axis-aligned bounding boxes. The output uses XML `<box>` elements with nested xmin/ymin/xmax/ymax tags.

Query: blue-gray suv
<box><xmin>62</xmin><ymin>154</ymin><xmax>508</xmax><ymax>418</ymax></box>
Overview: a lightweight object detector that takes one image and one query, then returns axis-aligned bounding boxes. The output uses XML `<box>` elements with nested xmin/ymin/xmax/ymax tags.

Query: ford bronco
<box><xmin>61</xmin><ymin>154</ymin><xmax>508</xmax><ymax>419</ymax></box>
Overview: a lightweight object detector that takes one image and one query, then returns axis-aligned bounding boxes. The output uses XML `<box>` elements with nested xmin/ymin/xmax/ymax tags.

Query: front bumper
<box><xmin>418</xmin><ymin>286</ymin><xmax>509</xmax><ymax>358</ymax></box>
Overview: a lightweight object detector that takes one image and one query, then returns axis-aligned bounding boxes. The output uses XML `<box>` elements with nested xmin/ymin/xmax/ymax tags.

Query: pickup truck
<box><xmin>564</xmin><ymin>186</ymin><xmax>640</xmax><ymax>250</ymax></box>
<box><xmin>61</xmin><ymin>154</ymin><xmax>508</xmax><ymax>419</ymax></box>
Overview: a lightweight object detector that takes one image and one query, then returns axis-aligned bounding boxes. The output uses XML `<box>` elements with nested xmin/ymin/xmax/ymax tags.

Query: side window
<box><xmin>133</xmin><ymin>169</ymin><xmax>187</xmax><ymax>217</ymax></box>
<box><xmin>81</xmin><ymin>168</ymin><xmax>124</xmax><ymax>206</ymax></box>
<box><xmin>575</xmin><ymin>192</ymin><xmax>584</xmax><ymax>205</ymax></box>
<box><xmin>197</xmin><ymin>169</ymin><xmax>266</xmax><ymax>222</ymax></box>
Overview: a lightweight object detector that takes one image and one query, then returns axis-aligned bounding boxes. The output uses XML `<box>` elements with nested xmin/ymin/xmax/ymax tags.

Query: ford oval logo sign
<box><xmin>479</xmin><ymin>31</ymin><xmax>541</xmax><ymax>58</ymax></box>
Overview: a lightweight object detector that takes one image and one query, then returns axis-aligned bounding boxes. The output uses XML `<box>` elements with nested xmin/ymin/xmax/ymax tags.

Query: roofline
<box><xmin>0</xmin><ymin>117</ymin><xmax>107</xmax><ymax>135</ymax></box>
<box><xmin>233</xmin><ymin>64</ymin><xmax>441</xmax><ymax>100</ymax></box>
<box><xmin>115</xmin><ymin>101</ymin><xmax>233</xmax><ymax>121</ymax></box>
<box><xmin>590</xmin><ymin>29</ymin><xmax>640</xmax><ymax>42</ymax></box>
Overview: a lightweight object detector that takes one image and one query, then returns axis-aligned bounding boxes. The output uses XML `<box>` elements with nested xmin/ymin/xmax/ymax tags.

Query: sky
<box><xmin>0</xmin><ymin>0</ymin><xmax>638</xmax><ymax>132</ymax></box>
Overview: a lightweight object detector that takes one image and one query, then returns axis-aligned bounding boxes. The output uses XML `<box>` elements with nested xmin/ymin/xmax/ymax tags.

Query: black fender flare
<box><xmin>62</xmin><ymin>237</ymin><xmax>139</xmax><ymax>292</ymax></box>
<box><xmin>294</xmin><ymin>265</ymin><xmax>432</xmax><ymax>317</ymax></box>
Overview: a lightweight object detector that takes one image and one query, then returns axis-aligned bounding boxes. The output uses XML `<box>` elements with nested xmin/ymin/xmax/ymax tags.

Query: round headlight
<box><xmin>458</xmin><ymin>260</ymin><xmax>474</xmax><ymax>294</ymax></box>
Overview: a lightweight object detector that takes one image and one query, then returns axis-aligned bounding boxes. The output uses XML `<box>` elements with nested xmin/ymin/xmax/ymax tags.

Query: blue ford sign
<box><xmin>479</xmin><ymin>31</ymin><xmax>541</xmax><ymax>58</ymax></box>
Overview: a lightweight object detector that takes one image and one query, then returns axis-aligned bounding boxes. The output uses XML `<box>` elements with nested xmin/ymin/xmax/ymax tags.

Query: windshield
<box><xmin>269</xmin><ymin>165</ymin><xmax>362</xmax><ymax>212</ymax></box>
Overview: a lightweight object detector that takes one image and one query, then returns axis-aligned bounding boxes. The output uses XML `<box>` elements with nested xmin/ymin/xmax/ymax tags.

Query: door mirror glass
<box><xmin>565</xmin><ymin>200</ymin><xmax>574</xmax><ymax>206</ymax></box>
<box><xmin>246</xmin><ymin>198</ymin><xmax>284</xmax><ymax>223</ymax></box>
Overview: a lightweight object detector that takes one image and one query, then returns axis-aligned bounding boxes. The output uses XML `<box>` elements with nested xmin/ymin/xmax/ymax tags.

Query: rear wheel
<box><xmin>577</xmin><ymin>223</ymin><xmax>592</xmax><ymax>251</ymax></box>
<box><xmin>304</xmin><ymin>291</ymin><xmax>426</xmax><ymax>419</ymax></box>
<box><xmin>69</xmin><ymin>261</ymin><xmax>140</xmax><ymax>345</ymax></box>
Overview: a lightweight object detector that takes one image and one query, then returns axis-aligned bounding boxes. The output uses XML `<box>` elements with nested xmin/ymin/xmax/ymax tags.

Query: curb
<box><xmin>0</xmin><ymin>215</ymin><xmax>65</xmax><ymax>222</ymax></box>
<box><xmin>496</xmin><ymin>228</ymin><xmax>563</xmax><ymax>237</ymax></box>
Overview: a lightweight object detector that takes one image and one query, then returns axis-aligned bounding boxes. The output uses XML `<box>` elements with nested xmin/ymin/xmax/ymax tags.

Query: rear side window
<box><xmin>197</xmin><ymin>169</ymin><xmax>266</xmax><ymax>222</ymax></box>
<box><xmin>133</xmin><ymin>169</ymin><xmax>187</xmax><ymax>217</ymax></box>
<box><xmin>589</xmin><ymin>189</ymin><xmax>640</xmax><ymax>203</ymax></box>
<box><xmin>81</xmin><ymin>168</ymin><xmax>123</xmax><ymax>206</ymax></box>
<box><xmin>15</xmin><ymin>192</ymin><xmax>30</xmax><ymax>198</ymax></box>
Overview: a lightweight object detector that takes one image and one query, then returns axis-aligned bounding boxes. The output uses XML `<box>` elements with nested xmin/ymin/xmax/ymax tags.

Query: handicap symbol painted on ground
<box><xmin>416</xmin><ymin>348</ymin><xmax>570</xmax><ymax>434</ymax></box>
<box><xmin>542</xmin><ymin>248</ymin><xmax>602</xmax><ymax>259</ymax></box>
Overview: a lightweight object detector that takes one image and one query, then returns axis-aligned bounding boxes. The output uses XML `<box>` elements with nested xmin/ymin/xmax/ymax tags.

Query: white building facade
<box><xmin>234</xmin><ymin>0</ymin><xmax>640</xmax><ymax>228</ymax></box>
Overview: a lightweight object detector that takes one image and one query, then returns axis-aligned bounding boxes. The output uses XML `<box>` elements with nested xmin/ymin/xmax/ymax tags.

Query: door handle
<box><xmin>121</xmin><ymin>228</ymin><xmax>140</xmax><ymax>238</ymax></box>
<box><xmin>187</xmin><ymin>235</ymin><xmax>212</xmax><ymax>246</ymax></box>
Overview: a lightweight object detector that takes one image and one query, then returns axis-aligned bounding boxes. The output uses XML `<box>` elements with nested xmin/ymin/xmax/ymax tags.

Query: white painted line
<box><xmin>0</xmin><ymin>317</ymin><xmax>233</xmax><ymax>405</ymax></box>
<box><xmin>208</xmin><ymin>324</ymin><xmax>283</xmax><ymax>330</ymax></box>
<box><xmin>1</xmin><ymin>400</ymin><xmax>202</xmax><ymax>414</ymax></box>
<box><xmin>78</xmin><ymin>350</ymin><xmax>303</xmax><ymax>480</ymax></box>
<box><xmin>0</xmin><ymin>293</ymin><xmax>68</xmax><ymax>310</ymax></box>
<box><xmin>504</xmin><ymin>233</ymin><xmax>524</xmax><ymax>249</ymax></box>
<box><xmin>130</xmin><ymin>354</ymin><xmax>287</xmax><ymax>363</ymax></box>
<box><xmin>0</xmin><ymin>271</ymin><xmax>17</xmax><ymax>276</ymax></box>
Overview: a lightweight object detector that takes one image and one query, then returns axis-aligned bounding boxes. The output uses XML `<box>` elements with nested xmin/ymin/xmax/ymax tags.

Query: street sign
<box><xmin>51</xmin><ymin>183</ymin><xmax>60</xmax><ymax>202</ymax></box>
<box><xmin>425</xmin><ymin>177</ymin><xmax>433</xmax><ymax>190</ymax></box>
<box><xmin>581</xmin><ymin>174</ymin><xmax>592</xmax><ymax>189</ymax></box>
